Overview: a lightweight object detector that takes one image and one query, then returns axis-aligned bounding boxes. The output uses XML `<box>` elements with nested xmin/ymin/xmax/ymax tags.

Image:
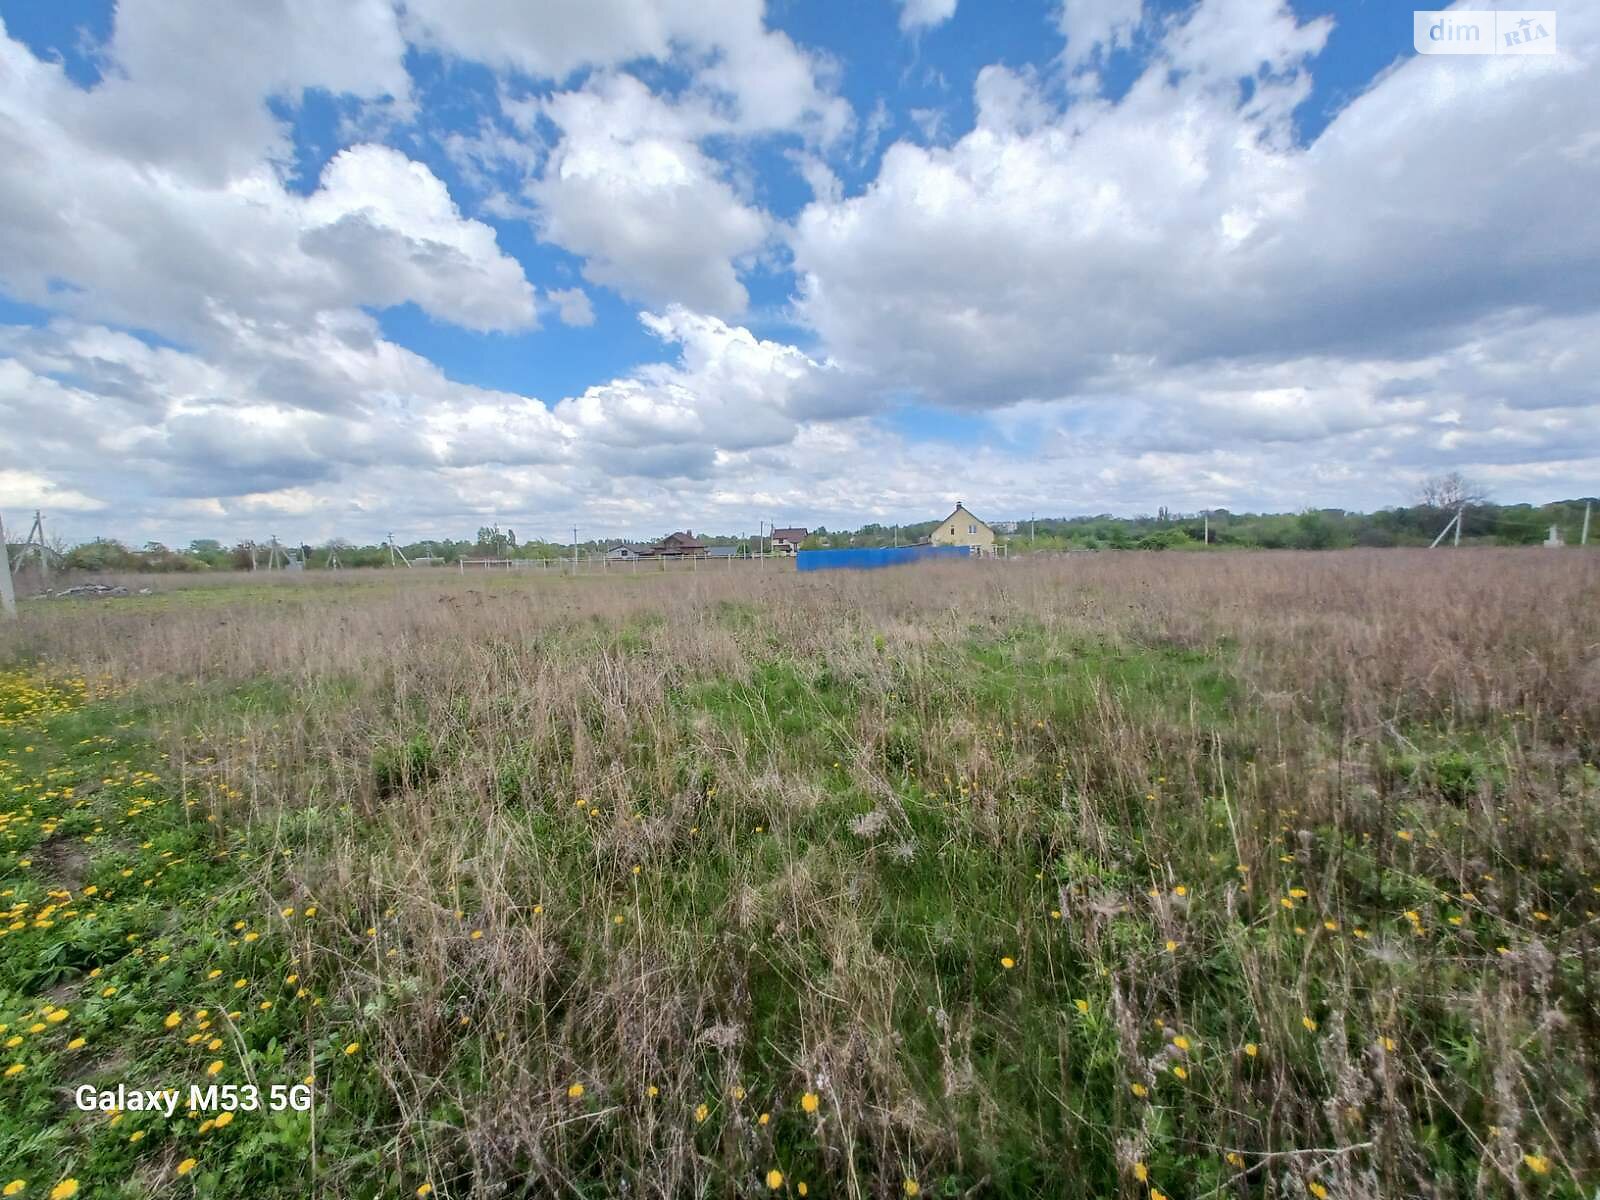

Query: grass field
<box><xmin>1</xmin><ymin>551</ymin><xmax>1597</xmax><ymax>1199</ymax></box>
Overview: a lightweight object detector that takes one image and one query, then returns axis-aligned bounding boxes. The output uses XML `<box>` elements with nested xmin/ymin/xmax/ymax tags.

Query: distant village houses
<box><xmin>604</xmin><ymin>531</ymin><xmax>716</xmax><ymax>560</ymax></box>
<box><xmin>770</xmin><ymin>527</ymin><xmax>808</xmax><ymax>555</ymax></box>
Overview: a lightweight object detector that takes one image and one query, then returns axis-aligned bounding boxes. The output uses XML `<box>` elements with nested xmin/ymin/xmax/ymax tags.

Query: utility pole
<box><xmin>1203</xmin><ymin>510</ymin><xmax>1209</xmax><ymax>545</ymax></box>
<box><xmin>1030</xmin><ymin>512</ymin><xmax>1035</xmax><ymax>548</ymax></box>
<box><xmin>1429</xmin><ymin>509</ymin><xmax>1459</xmax><ymax>549</ymax></box>
<box><xmin>27</xmin><ymin>511</ymin><xmax>49</xmax><ymax>585</ymax></box>
<box><xmin>572</xmin><ymin>527</ymin><xmax>579</xmax><ymax>574</ymax></box>
<box><xmin>1583</xmin><ymin>501</ymin><xmax>1592</xmax><ymax>546</ymax></box>
<box><xmin>1454</xmin><ymin>505</ymin><xmax>1463</xmax><ymax>547</ymax></box>
<box><xmin>0</xmin><ymin>513</ymin><xmax>16</xmax><ymax>619</ymax></box>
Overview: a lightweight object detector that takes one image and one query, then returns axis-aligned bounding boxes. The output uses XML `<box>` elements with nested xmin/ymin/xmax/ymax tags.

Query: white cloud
<box><xmin>547</xmin><ymin>288</ymin><xmax>597</xmax><ymax>328</ymax></box>
<box><xmin>0</xmin><ymin>22</ymin><xmax>535</xmax><ymax>342</ymax></box>
<box><xmin>790</xmin><ymin>0</ymin><xmax>1600</xmax><ymax>420</ymax></box>
<box><xmin>896</xmin><ymin>0</ymin><xmax>959</xmax><ymax>34</ymax></box>
<box><xmin>36</xmin><ymin>0</ymin><xmax>411</xmax><ymax>184</ymax></box>
<box><xmin>1059</xmin><ymin>0</ymin><xmax>1144</xmax><ymax>71</ymax></box>
<box><xmin>529</xmin><ymin>75</ymin><xmax>770</xmax><ymax>314</ymax></box>
<box><xmin>403</xmin><ymin>0</ymin><xmax>848</xmax><ymax>138</ymax></box>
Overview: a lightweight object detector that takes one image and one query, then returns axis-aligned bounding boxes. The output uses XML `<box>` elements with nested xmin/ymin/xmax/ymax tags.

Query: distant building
<box><xmin>705</xmin><ymin>545</ymin><xmax>739</xmax><ymax>559</ymax></box>
<box><xmin>655</xmin><ymin>531</ymin><xmax>706</xmax><ymax>557</ymax></box>
<box><xmin>770</xmin><ymin>527</ymin><xmax>808</xmax><ymax>555</ymax></box>
<box><xmin>607</xmin><ymin>543</ymin><xmax>656</xmax><ymax>561</ymax></box>
<box><xmin>930</xmin><ymin>502</ymin><xmax>996</xmax><ymax>555</ymax></box>
<box><xmin>992</xmin><ymin>520</ymin><xmax>1019</xmax><ymax>534</ymax></box>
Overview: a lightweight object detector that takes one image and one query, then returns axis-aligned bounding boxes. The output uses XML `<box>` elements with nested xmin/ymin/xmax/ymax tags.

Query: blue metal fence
<box><xmin>795</xmin><ymin>545</ymin><xmax>972</xmax><ymax>572</ymax></box>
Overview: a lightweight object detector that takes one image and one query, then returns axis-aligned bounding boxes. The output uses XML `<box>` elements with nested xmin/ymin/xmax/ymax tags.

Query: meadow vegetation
<box><xmin>1</xmin><ymin>551</ymin><xmax>1597</xmax><ymax>1198</ymax></box>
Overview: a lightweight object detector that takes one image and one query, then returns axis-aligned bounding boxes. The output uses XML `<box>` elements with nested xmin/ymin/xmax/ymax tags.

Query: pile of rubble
<box><xmin>48</xmin><ymin>585</ymin><xmax>131</xmax><ymax>598</ymax></box>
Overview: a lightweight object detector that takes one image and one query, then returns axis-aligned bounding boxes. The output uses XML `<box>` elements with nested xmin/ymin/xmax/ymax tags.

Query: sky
<box><xmin>0</xmin><ymin>0</ymin><xmax>1596</xmax><ymax>548</ymax></box>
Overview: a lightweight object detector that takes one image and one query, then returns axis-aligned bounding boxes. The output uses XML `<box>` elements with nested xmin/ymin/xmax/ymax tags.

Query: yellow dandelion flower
<box><xmin>1000</xmin><ymin>956</ymin><xmax>1015</xmax><ymax>969</ymax></box>
<box><xmin>164</xmin><ymin>1011</ymin><xmax>181</xmax><ymax>1029</ymax></box>
<box><xmin>1130</xmin><ymin>1082</ymin><xmax>1148</xmax><ymax>1098</ymax></box>
<box><xmin>767</xmin><ymin>1169</ymin><xmax>784</xmax><ymax>1189</ymax></box>
<box><xmin>1165</xmin><ymin>939</ymin><xmax>1178</xmax><ymax>952</ymax></box>
<box><xmin>801</xmin><ymin>1091</ymin><xmax>820</xmax><ymax>1114</ymax></box>
<box><xmin>904</xmin><ymin>1180</ymin><xmax>921</xmax><ymax>1197</ymax></box>
<box><xmin>695</xmin><ymin>1103</ymin><xmax>709</xmax><ymax>1122</ymax></box>
<box><xmin>1173</xmin><ymin>1065</ymin><xmax>1189</xmax><ymax>1080</ymax></box>
<box><xmin>417</xmin><ymin>1186</ymin><xmax>434</xmax><ymax>1197</ymax></box>
<box><xmin>1172</xmin><ymin>1035</ymin><xmax>1191</xmax><ymax>1052</ymax></box>
<box><xmin>175</xmin><ymin>1159</ymin><xmax>197</xmax><ymax>1176</ymax></box>
<box><xmin>45</xmin><ymin>1011</ymin><xmax>67</xmax><ymax>1024</ymax></box>
<box><xmin>4</xmin><ymin>1064</ymin><xmax>24</xmax><ymax>1077</ymax></box>
<box><xmin>1244</xmin><ymin>1042</ymin><xmax>1259</xmax><ymax>1057</ymax></box>
<box><xmin>567</xmin><ymin>1083</ymin><xmax>584</xmax><ymax>1099</ymax></box>
<box><xmin>1074</xmin><ymin>999</ymin><xmax>1089</xmax><ymax>1014</ymax></box>
<box><xmin>344</xmin><ymin>1042</ymin><xmax>360</xmax><ymax>1056</ymax></box>
<box><xmin>1134</xmin><ymin>1162</ymin><xmax>1149</xmax><ymax>1182</ymax></box>
<box><xmin>1302</xmin><ymin>1016</ymin><xmax>1317</xmax><ymax>1032</ymax></box>
<box><xmin>66</xmin><ymin>1037</ymin><xmax>85</xmax><ymax>1050</ymax></box>
<box><xmin>1522</xmin><ymin>1154</ymin><xmax>1549</xmax><ymax>1175</ymax></box>
<box><xmin>206</xmin><ymin>1060</ymin><xmax>223</xmax><ymax>1076</ymax></box>
<box><xmin>49</xmin><ymin>1183</ymin><xmax>79</xmax><ymax>1200</ymax></box>
<box><xmin>3</xmin><ymin>1181</ymin><xmax>24</xmax><ymax>1196</ymax></box>
<box><xmin>1309</xmin><ymin>1183</ymin><xmax>1329</xmax><ymax>1199</ymax></box>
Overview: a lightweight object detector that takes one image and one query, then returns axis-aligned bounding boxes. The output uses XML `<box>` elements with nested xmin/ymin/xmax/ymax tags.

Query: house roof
<box><xmin>611</xmin><ymin>543</ymin><xmax>656</xmax><ymax>555</ymax></box>
<box><xmin>937</xmin><ymin>502</ymin><xmax>992</xmax><ymax>532</ymax></box>
<box><xmin>771</xmin><ymin>527</ymin><xmax>808</xmax><ymax>541</ymax></box>
<box><xmin>705</xmin><ymin>546</ymin><xmax>738</xmax><ymax>557</ymax></box>
<box><xmin>661</xmin><ymin>530</ymin><xmax>704</xmax><ymax>548</ymax></box>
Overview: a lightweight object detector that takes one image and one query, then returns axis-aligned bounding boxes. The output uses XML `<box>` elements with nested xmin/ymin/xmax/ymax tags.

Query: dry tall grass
<box><xmin>5</xmin><ymin>549</ymin><xmax>1598</xmax><ymax>1198</ymax></box>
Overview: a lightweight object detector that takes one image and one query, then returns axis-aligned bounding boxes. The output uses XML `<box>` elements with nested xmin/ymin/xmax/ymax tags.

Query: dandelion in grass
<box><xmin>567</xmin><ymin>1083</ymin><xmax>584</xmax><ymax>1099</ymax></box>
<box><xmin>1130</xmin><ymin>1082</ymin><xmax>1148</xmax><ymax>1098</ymax></box>
<box><xmin>801</xmin><ymin>1091</ymin><xmax>820</xmax><ymax>1114</ymax></box>
<box><xmin>66</xmin><ymin>1037</ymin><xmax>85</xmax><ymax>1050</ymax></box>
<box><xmin>344</xmin><ymin>1042</ymin><xmax>360</xmax><ymax>1055</ymax></box>
<box><xmin>1172</xmin><ymin>1065</ymin><xmax>1188</xmax><ymax>1080</ymax></box>
<box><xmin>3</xmin><ymin>1181</ymin><xmax>23</xmax><ymax>1196</ymax></box>
<box><xmin>695</xmin><ymin>1103</ymin><xmax>709</xmax><ymax>1122</ymax></box>
<box><xmin>1244</xmin><ymin>1042</ymin><xmax>1259</xmax><ymax>1057</ymax></box>
<box><xmin>49</xmin><ymin>1185</ymin><xmax>78</xmax><ymax>1200</ymax></box>
<box><xmin>1308</xmin><ymin>1183</ymin><xmax>1329</xmax><ymax>1199</ymax></box>
<box><xmin>164</xmin><ymin>1011</ymin><xmax>181</xmax><ymax>1029</ymax></box>
<box><xmin>470</xmin><ymin>930</ymin><xmax>483</xmax><ymax>940</ymax></box>
<box><xmin>207</xmin><ymin>1060</ymin><xmax>224</xmax><ymax>1075</ymax></box>
<box><xmin>903</xmin><ymin>1180</ymin><xmax>920</xmax><ymax>1196</ymax></box>
<box><xmin>175</xmin><ymin>1159</ymin><xmax>196</xmax><ymax>1176</ymax></box>
<box><xmin>1522</xmin><ymin>1154</ymin><xmax>1549</xmax><ymax>1175</ymax></box>
<box><xmin>416</xmin><ymin>1186</ymin><xmax>433</xmax><ymax>1197</ymax></box>
<box><xmin>1000</xmin><ymin>956</ymin><xmax>1015</xmax><ymax>970</ymax></box>
<box><xmin>1134</xmin><ymin>1163</ymin><xmax>1149</xmax><ymax>1182</ymax></box>
<box><xmin>4</xmin><ymin>1064</ymin><xmax>24</xmax><ymax>1077</ymax></box>
<box><xmin>1302</xmin><ymin>1016</ymin><xmax>1317</xmax><ymax>1032</ymax></box>
<box><xmin>1074</xmin><ymin>999</ymin><xmax>1089</xmax><ymax>1014</ymax></box>
<box><xmin>766</xmin><ymin>1170</ymin><xmax>784</xmax><ymax>1190</ymax></box>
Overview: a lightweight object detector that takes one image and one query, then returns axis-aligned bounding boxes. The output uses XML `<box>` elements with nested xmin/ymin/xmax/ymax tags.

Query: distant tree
<box><xmin>1419</xmin><ymin>471</ymin><xmax>1490</xmax><ymax>512</ymax></box>
<box><xmin>188</xmin><ymin>538</ymin><xmax>222</xmax><ymax>554</ymax></box>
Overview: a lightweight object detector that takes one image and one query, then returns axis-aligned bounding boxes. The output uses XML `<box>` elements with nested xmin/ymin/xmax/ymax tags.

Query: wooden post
<box><xmin>1583</xmin><ymin>501</ymin><xmax>1592</xmax><ymax>546</ymax></box>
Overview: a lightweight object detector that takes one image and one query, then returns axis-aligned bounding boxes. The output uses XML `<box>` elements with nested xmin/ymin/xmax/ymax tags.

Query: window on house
<box><xmin>968</xmin><ymin>524</ymin><xmax>976</xmax><ymax>534</ymax></box>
